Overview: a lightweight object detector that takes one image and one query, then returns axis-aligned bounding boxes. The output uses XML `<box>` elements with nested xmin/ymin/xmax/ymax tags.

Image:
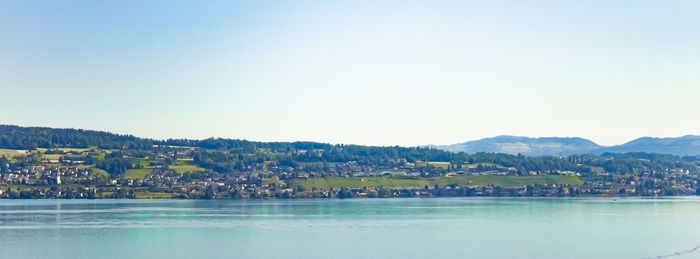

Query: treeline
<box><xmin>0</xmin><ymin>125</ymin><xmax>153</xmax><ymax>150</ymax></box>
<box><xmin>190</xmin><ymin>148</ymin><xmax>699</xmax><ymax>176</ymax></box>
<box><xmin>569</xmin><ymin>152</ymin><xmax>695</xmax><ymax>175</ymax></box>
<box><xmin>165</xmin><ymin>138</ymin><xmax>332</xmax><ymax>152</ymax></box>
<box><xmin>189</xmin><ymin>148</ymin><xmax>583</xmax><ymax>175</ymax></box>
<box><xmin>94</xmin><ymin>151</ymin><xmax>154</xmax><ymax>175</ymax></box>
<box><xmin>3</xmin><ymin>125</ymin><xmax>698</xmax><ymax>177</ymax></box>
<box><xmin>188</xmin><ymin>144</ymin><xmax>455</xmax><ymax>174</ymax></box>
<box><xmin>95</xmin><ymin>158</ymin><xmax>135</xmax><ymax>175</ymax></box>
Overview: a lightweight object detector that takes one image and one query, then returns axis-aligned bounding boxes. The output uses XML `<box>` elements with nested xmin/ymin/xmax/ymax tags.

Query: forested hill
<box><xmin>0</xmin><ymin>125</ymin><xmax>154</xmax><ymax>150</ymax></box>
<box><xmin>0</xmin><ymin>125</ymin><xmax>454</xmax><ymax>163</ymax></box>
<box><xmin>2</xmin><ymin>124</ymin><xmax>698</xmax><ymax>161</ymax></box>
<box><xmin>0</xmin><ymin>125</ymin><xmax>346</xmax><ymax>151</ymax></box>
<box><xmin>2</xmin><ymin>124</ymin><xmax>699</xmax><ymax>199</ymax></box>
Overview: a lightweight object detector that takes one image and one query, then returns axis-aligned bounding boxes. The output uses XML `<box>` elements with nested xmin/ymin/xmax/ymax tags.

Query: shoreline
<box><xmin>2</xmin><ymin>195</ymin><xmax>698</xmax><ymax>201</ymax></box>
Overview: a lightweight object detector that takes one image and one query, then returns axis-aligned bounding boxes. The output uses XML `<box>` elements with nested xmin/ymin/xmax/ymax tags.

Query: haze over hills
<box><xmin>432</xmin><ymin>136</ymin><xmax>601</xmax><ymax>156</ymax></box>
<box><xmin>432</xmin><ymin>135</ymin><xmax>700</xmax><ymax>157</ymax></box>
<box><xmin>603</xmin><ymin>135</ymin><xmax>700</xmax><ymax>156</ymax></box>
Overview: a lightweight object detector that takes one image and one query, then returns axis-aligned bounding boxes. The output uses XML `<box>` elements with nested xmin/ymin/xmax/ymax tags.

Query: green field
<box><xmin>41</xmin><ymin>154</ymin><xmax>62</xmax><ymax>161</ymax></box>
<box><xmin>426</xmin><ymin>161</ymin><xmax>450</xmax><ymax>169</ymax></box>
<box><xmin>123</xmin><ymin>159</ymin><xmax>204</xmax><ymax>178</ymax></box>
<box><xmin>263</xmin><ymin>176</ymin><xmax>285</xmax><ymax>186</ymax></box>
<box><xmin>134</xmin><ymin>191</ymin><xmax>174</xmax><ymax>199</ymax></box>
<box><xmin>0</xmin><ymin>149</ymin><xmax>29</xmax><ymax>159</ymax></box>
<box><xmin>138</xmin><ymin>159</ymin><xmax>151</xmax><ymax>168</ymax></box>
<box><xmin>35</xmin><ymin>147</ymin><xmax>92</xmax><ymax>153</ymax></box>
<box><xmin>89</xmin><ymin>167</ymin><xmax>109</xmax><ymax>178</ymax></box>
<box><xmin>169</xmin><ymin>160</ymin><xmax>204</xmax><ymax>174</ymax></box>
<box><xmin>123</xmin><ymin>159</ymin><xmax>154</xmax><ymax>179</ymax></box>
<box><xmin>290</xmin><ymin>175</ymin><xmax>582</xmax><ymax>191</ymax></box>
<box><xmin>56</xmin><ymin>147</ymin><xmax>91</xmax><ymax>153</ymax></box>
<box><xmin>124</xmin><ymin>168</ymin><xmax>152</xmax><ymax>180</ymax></box>
<box><xmin>0</xmin><ymin>183</ymin><xmax>35</xmax><ymax>192</ymax></box>
<box><xmin>2</xmin><ymin>147</ymin><xmax>110</xmax><ymax>163</ymax></box>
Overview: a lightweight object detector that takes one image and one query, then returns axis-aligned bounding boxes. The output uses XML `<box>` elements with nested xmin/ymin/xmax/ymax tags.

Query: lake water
<box><xmin>1</xmin><ymin>198</ymin><xmax>700</xmax><ymax>259</ymax></box>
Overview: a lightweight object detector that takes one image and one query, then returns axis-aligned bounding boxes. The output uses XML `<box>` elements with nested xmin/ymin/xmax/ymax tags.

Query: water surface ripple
<box><xmin>1</xmin><ymin>198</ymin><xmax>699</xmax><ymax>259</ymax></box>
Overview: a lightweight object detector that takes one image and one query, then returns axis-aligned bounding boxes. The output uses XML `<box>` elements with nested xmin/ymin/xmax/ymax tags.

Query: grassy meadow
<box><xmin>290</xmin><ymin>175</ymin><xmax>582</xmax><ymax>191</ymax></box>
<box><xmin>134</xmin><ymin>191</ymin><xmax>175</xmax><ymax>199</ymax></box>
<box><xmin>0</xmin><ymin>149</ymin><xmax>30</xmax><ymax>161</ymax></box>
<box><xmin>124</xmin><ymin>159</ymin><xmax>205</xmax><ymax>179</ymax></box>
<box><xmin>262</xmin><ymin>176</ymin><xmax>285</xmax><ymax>186</ymax></box>
<box><xmin>124</xmin><ymin>168</ymin><xmax>152</xmax><ymax>180</ymax></box>
<box><xmin>169</xmin><ymin>159</ymin><xmax>204</xmax><ymax>174</ymax></box>
<box><xmin>124</xmin><ymin>159</ymin><xmax>153</xmax><ymax>180</ymax></box>
<box><xmin>426</xmin><ymin>161</ymin><xmax>451</xmax><ymax>169</ymax></box>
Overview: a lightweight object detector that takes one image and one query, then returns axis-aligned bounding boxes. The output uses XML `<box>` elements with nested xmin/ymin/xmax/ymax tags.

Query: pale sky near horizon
<box><xmin>1</xmin><ymin>0</ymin><xmax>699</xmax><ymax>147</ymax></box>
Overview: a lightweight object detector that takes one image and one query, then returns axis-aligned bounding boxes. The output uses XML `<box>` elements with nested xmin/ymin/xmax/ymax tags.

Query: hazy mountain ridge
<box><xmin>434</xmin><ymin>135</ymin><xmax>700</xmax><ymax>156</ymax></box>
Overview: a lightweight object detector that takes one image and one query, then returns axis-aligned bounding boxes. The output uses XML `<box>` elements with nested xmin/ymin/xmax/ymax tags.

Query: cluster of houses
<box><xmin>1</xmin><ymin>158</ymin><xmax>698</xmax><ymax>199</ymax></box>
<box><xmin>0</xmin><ymin>165</ymin><xmax>95</xmax><ymax>186</ymax></box>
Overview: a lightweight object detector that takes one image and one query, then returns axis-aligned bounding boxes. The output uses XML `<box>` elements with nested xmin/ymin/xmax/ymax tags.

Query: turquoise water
<box><xmin>2</xmin><ymin>198</ymin><xmax>700</xmax><ymax>259</ymax></box>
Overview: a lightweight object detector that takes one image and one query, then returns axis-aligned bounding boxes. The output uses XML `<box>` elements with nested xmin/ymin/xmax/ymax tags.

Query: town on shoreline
<box><xmin>1</xmin><ymin>125</ymin><xmax>698</xmax><ymax>199</ymax></box>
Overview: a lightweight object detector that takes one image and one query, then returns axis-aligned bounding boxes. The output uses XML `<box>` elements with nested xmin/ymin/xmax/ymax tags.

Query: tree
<box><xmin>96</xmin><ymin>158</ymin><xmax>135</xmax><ymax>175</ymax></box>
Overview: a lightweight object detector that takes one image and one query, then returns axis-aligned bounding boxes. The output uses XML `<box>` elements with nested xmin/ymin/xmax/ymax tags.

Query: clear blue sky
<box><xmin>1</xmin><ymin>0</ymin><xmax>698</xmax><ymax>146</ymax></box>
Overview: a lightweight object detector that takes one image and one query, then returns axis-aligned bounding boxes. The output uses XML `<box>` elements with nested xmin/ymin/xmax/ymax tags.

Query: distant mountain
<box><xmin>434</xmin><ymin>135</ymin><xmax>700</xmax><ymax>156</ymax></box>
<box><xmin>433</xmin><ymin>136</ymin><xmax>602</xmax><ymax>156</ymax></box>
<box><xmin>604</xmin><ymin>135</ymin><xmax>700</xmax><ymax>156</ymax></box>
